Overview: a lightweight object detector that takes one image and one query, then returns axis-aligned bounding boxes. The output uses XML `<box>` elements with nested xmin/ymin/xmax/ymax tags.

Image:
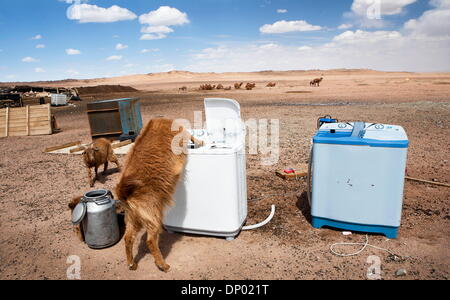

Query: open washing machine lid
<box><xmin>204</xmin><ymin>98</ymin><xmax>243</xmax><ymax>144</ymax></box>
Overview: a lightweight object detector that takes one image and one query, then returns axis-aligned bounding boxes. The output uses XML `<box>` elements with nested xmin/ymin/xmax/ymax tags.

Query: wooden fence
<box><xmin>0</xmin><ymin>104</ymin><xmax>52</xmax><ymax>137</ymax></box>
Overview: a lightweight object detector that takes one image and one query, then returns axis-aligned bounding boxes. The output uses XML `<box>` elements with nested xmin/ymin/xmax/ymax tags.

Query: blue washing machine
<box><xmin>309</xmin><ymin>122</ymin><xmax>409</xmax><ymax>238</ymax></box>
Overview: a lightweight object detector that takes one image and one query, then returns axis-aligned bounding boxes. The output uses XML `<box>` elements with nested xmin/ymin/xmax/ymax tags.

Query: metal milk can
<box><xmin>71</xmin><ymin>190</ymin><xmax>120</xmax><ymax>249</ymax></box>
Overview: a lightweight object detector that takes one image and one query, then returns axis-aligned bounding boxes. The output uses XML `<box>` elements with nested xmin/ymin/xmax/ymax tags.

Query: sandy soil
<box><xmin>0</xmin><ymin>70</ymin><xmax>449</xmax><ymax>280</ymax></box>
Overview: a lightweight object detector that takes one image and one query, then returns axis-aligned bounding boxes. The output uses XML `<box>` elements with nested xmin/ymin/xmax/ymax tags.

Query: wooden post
<box><xmin>47</xmin><ymin>103</ymin><xmax>51</xmax><ymax>134</ymax></box>
<box><xmin>44</xmin><ymin>141</ymin><xmax>81</xmax><ymax>153</ymax></box>
<box><xmin>70</xmin><ymin>146</ymin><xmax>87</xmax><ymax>153</ymax></box>
<box><xmin>405</xmin><ymin>176</ymin><xmax>450</xmax><ymax>188</ymax></box>
<box><xmin>5</xmin><ymin>107</ymin><xmax>9</xmax><ymax>137</ymax></box>
<box><xmin>112</xmin><ymin>139</ymin><xmax>133</xmax><ymax>149</ymax></box>
<box><xmin>26</xmin><ymin>106</ymin><xmax>30</xmax><ymax>136</ymax></box>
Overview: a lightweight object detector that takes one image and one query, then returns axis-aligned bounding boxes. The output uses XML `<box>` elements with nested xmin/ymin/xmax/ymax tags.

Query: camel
<box><xmin>245</xmin><ymin>83</ymin><xmax>256</xmax><ymax>90</ymax></box>
<box><xmin>310</xmin><ymin>77</ymin><xmax>324</xmax><ymax>87</ymax></box>
<box><xmin>234</xmin><ymin>82</ymin><xmax>244</xmax><ymax>89</ymax></box>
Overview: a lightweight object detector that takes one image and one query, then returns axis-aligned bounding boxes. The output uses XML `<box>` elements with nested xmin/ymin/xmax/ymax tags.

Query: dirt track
<box><xmin>0</xmin><ymin>70</ymin><xmax>449</xmax><ymax>280</ymax></box>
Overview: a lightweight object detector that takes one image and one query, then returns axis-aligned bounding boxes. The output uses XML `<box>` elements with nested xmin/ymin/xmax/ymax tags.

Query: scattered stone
<box><xmin>396</xmin><ymin>269</ymin><xmax>407</xmax><ymax>277</ymax></box>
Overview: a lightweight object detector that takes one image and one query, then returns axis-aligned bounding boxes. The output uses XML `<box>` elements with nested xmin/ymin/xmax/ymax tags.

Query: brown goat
<box><xmin>83</xmin><ymin>138</ymin><xmax>121</xmax><ymax>187</ymax></box>
<box><xmin>224</xmin><ymin>86</ymin><xmax>232</xmax><ymax>90</ymax></box>
<box><xmin>216</xmin><ymin>84</ymin><xmax>224</xmax><ymax>90</ymax></box>
<box><xmin>266</xmin><ymin>82</ymin><xmax>277</xmax><ymax>88</ymax></box>
<box><xmin>115</xmin><ymin>119</ymin><xmax>203</xmax><ymax>272</ymax></box>
<box><xmin>179</xmin><ymin>86</ymin><xmax>187</xmax><ymax>92</ymax></box>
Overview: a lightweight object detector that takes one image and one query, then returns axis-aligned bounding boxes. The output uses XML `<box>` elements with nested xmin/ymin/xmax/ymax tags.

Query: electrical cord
<box><xmin>330</xmin><ymin>234</ymin><xmax>399</xmax><ymax>258</ymax></box>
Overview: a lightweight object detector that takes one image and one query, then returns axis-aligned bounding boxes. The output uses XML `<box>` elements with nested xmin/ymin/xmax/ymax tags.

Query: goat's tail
<box><xmin>115</xmin><ymin>176</ymin><xmax>143</xmax><ymax>202</ymax></box>
<box><xmin>69</xmin><ymin>196</ymin><xmax>83</xmax><ymax>210</ymax></box>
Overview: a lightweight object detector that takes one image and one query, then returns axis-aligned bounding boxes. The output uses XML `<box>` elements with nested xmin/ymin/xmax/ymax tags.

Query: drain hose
<box><xmin>242</xmin><ymin>205</ymin><xmax>276</xmax><ymax>231</ymax></box>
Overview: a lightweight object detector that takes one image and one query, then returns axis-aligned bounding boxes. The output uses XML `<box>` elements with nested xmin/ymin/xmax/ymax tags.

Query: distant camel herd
<box><xmin>178</xmin><ymin>77</ymin><xmax>324</xmax><ymax>92</ymax></box>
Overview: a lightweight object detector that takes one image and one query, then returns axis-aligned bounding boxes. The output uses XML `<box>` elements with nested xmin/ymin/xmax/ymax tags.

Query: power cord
<box><xmin>330</xmin><ymin>234</ymin><xmax>400</xmax><ymax>258</ymax></box>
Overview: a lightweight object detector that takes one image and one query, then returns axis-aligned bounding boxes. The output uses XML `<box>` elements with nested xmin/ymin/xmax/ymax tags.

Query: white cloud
<box><xmin>34</xmin><ymin>68</ymin><xmax>45</xmax><ymax>73</ymax></box>
<box><xmin>22</xmin><ymin>57</ymin><xmax>38</xmax><ymax>63</ymax></box>
<box><xmin>298</xmin><ymin>46</ymin><xmax>312</xmax><ymax>51</ymax></box>
<box><xmin>345</xmin><ymin>0</ymin><xmax>417</xmax><ymax>28</ymax></box>
<box><xmin>333</xmin><ymin>30</ymin><xmax>402</xmax><ymax>43</ymax></box>
<box><xmin>338</xmin><ymin>23</ymin><xmax>353</xmax><ymax>30</ymax></box>
<box><xmin>140</xmin><ymin>33</ymin><xmax>166</xmax><ymax>40</ymax></box>
<box><xmin>106</xmin><ymin>55</ymin><xmax>122</xmax><ymax>61</ymax></box>
<box><xmin>187</xmin><ymin>23</ymin><xmax>450</xmax><ymax>73</ymax></box>
<box><xmin>150</xmin><ymin>64</ymin><xmax>175</xmax><ymax>73</ymax></box>
<box><xmin>67</xmin><ymin>4</ymin><xmax>137</xmax><ymax>23</ymax></box>
<box><xmin>115</xmin><ymin>43</ymin><xmax>128</xmax><ymax>50</ymax></box>
<box><xmin>31</xmin><ymin>34</ymin><xmax>42</xmax><ymax>40</ymax></box>
<box><xmin>36</xmin><ymin>44</ymin><xmax>46</xmax><ymax>49</ymax></box>
<box><xmin>404</xmin><ymin>0</ymin><xmax>450</xmax><ymax>37</ymax></box>
<box><xmin>66</xmin><ymin>69</ymin><xmax>80</xmax><ymax>76</ymax></box>
<box><xmin>260</xmin><ymin>20</ymin><xmax>322</xmax><ymax>34</ymax></box>
<box><xmin>351</xmin><ymin>0</ymin><xmax>417</xmax><ymax>16</ymax></box>
<box><xmin>139</xmin><ymin>6</ymin><xmax>189</xmax><ymax>26</ymax></box>
<box><xmin>141</xmin><ymin>25</ymin><xmax>174</xmax><ymax>34</ymax></box>
<box><xmin>66</xmin><ymin>48</ymin><xmax>81</xmax><ymax>55</ymax></box>
<box><xmin>259</xmin><ymin>43</ymin><xmax>279</xmax><ymax>50</ymax></box>
<box><xmin>141</xmin><ymin>48</ymin><xmax>160</xmax><ymax>53</ymax></box>
<box><xmin>59</xmin><ymin>0</ymin><xmax>89</xmax><ymax>3</ymax></box>
<box><xmin>194</xmin><ymin>46</ymin><xmax>229</xmax><ymax>60</ymax></box>
<box><xmin>140</xmin><ymin>25</ymin><xmax>174</xmax><ymax>40</ymax></box>
<box><xmin>343</xmin><ymin>0</ymin><xmax>418</xmax><ymax>30</ymax></box>
<box><xmin>277</xmin><ymin>9</ymin><xmax>288</xmax><ymax>14</ymax></box>
<box><xmin>138</xmin><ymin>6</ymin><xmax>189</xmax><ymax>40</ymax></box>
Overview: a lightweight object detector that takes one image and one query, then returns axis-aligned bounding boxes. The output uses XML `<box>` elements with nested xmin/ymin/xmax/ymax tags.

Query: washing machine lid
<box><xmin>204</xmin><ymin>98</ymin><xmax>243</xmax><ymax>144</ymax></box>
<box><xmin>314</xmin><ymin>122</ymin><xmax>409</xmax><ymax>148</ymax></box>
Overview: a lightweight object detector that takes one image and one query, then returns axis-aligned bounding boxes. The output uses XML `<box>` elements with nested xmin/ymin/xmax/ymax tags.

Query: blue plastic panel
<box><xmin>118</xmin><ymin>99</ymin><xmax>143</xmax><ymax>137</ymax></box>
<box><xmin>313</xmin><ymin>134</ymin><xmax>409</xmax><ymax>148</ymax></box>
<box><xmin>312</xmin><ymin>216</ymin><xmax>399</xmax><ymax>239</ymax></box>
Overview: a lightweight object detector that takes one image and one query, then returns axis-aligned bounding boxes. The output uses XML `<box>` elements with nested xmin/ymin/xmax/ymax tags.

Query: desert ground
<box><xmin>0</xmin><ymin>69</ymin><xmax>449</xmax><ymax>280</ymax></box>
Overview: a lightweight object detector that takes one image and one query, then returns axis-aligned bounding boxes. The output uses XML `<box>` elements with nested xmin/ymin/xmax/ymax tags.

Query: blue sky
<box><xmin>0</xmin><ymin>0</ymin><xmax>449</xmax><ymax>82</ymax></box>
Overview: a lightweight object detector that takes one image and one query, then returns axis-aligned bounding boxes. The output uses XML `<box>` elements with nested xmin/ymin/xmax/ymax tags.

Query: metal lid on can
<box><xmin>71</xmin><ymin>202</ymin><xmax>87</xmax><ymax>225</ymax></box>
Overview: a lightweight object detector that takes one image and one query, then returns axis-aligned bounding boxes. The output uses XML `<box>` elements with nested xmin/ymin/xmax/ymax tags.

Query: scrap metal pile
<box><xmin>0</xmin><ymin>85</ymin><xmax>80</xmax><ymax>108</ymax></box>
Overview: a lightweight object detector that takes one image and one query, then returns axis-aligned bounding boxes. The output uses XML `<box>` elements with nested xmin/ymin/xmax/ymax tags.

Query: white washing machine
<box><xmin>310</xmin><ymin>122</ymin><xmax>409</xmax><ymax>238</ymax></box>
<box><xmin>163</xmin><ymin>98</ymin><xmax>247</xmax><ymax>240</ymax></box>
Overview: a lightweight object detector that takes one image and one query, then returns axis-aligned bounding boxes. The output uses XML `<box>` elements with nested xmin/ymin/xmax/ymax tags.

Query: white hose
<box><xmin>242</xmin><ymin>205</ymin><xmax>276</xmax><ymax>231</ymax></box>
